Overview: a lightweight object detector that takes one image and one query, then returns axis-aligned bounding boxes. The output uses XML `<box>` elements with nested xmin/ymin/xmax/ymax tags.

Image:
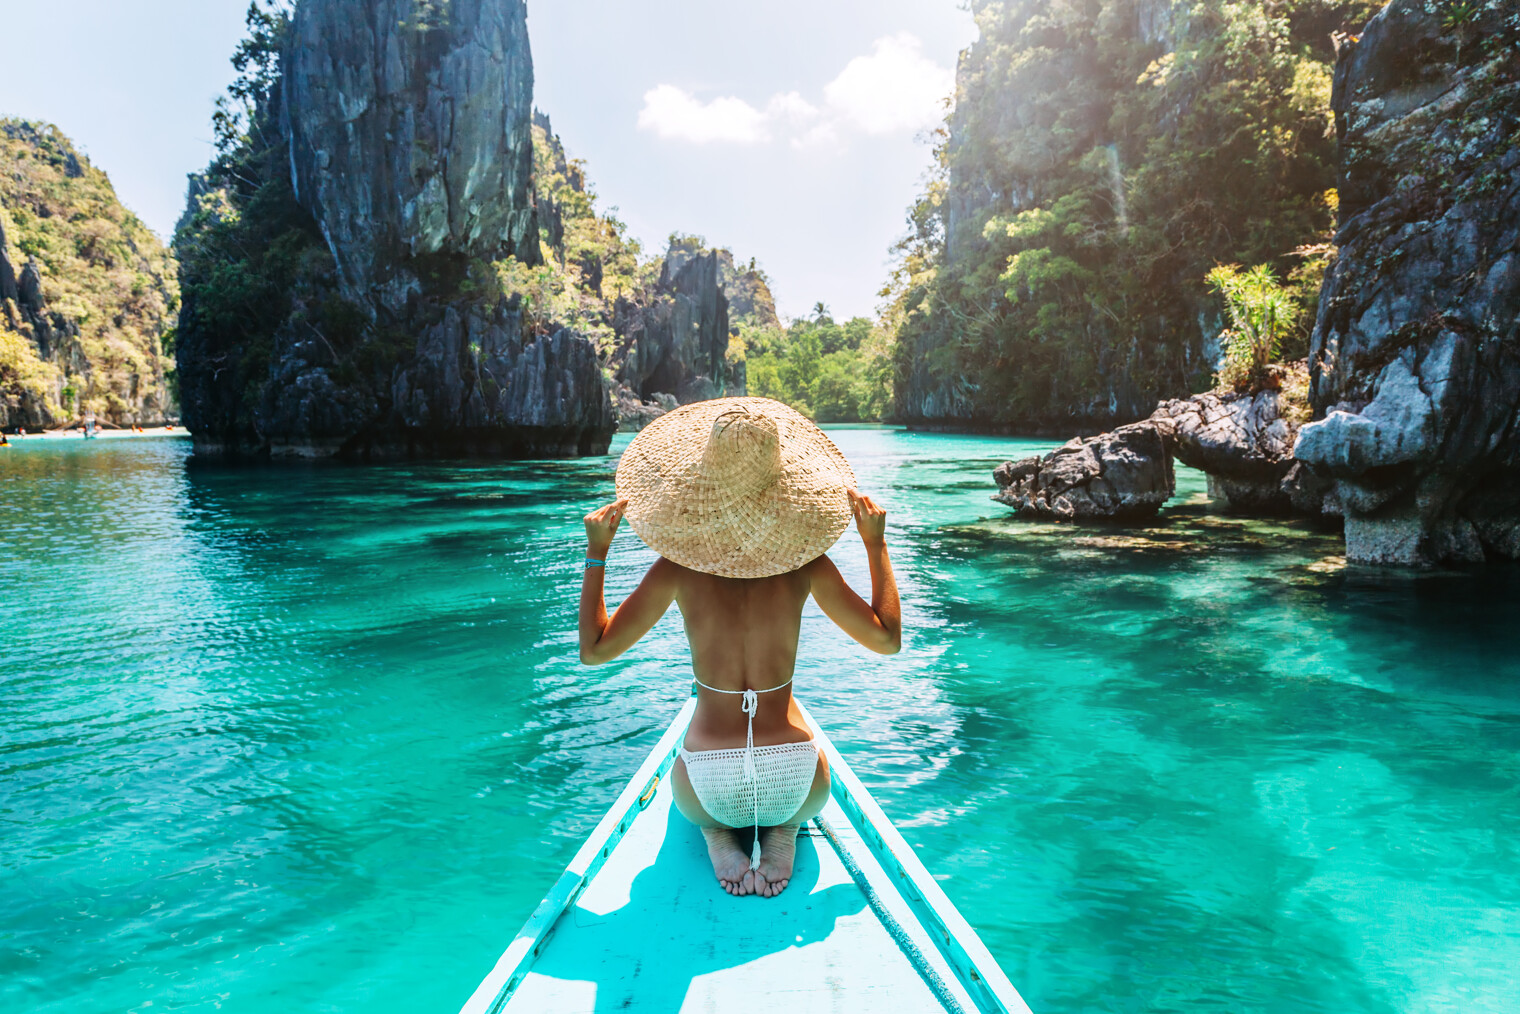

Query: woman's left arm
<box><xmin>579</xmin><ymin>499</ymin><xmax>679</xmax><ymax>664</ymax></box>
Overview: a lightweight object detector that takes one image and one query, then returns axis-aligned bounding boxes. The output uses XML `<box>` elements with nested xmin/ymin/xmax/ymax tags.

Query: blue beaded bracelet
<box><xmin>584</xmin><ymin>558</ymin><xmax>605</xmax><ymax>569</ymax></box>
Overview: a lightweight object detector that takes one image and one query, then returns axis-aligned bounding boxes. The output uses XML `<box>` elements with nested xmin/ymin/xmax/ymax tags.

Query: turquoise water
<box><xmin>3</xmin><ymin>429</ymin><xmax>1518</xmax><ymax>1013</ymax></box>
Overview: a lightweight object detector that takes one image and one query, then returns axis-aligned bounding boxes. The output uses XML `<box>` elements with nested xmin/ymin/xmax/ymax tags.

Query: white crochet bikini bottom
<box><xmin>682</xmin><ymin>676</ymin><xmax>819</xmax><ymax>869</ymax></box>
<box><xmin>678</xmin><ymin>741</ymin><xmax>819</xmax><ymax>830</ymax></box>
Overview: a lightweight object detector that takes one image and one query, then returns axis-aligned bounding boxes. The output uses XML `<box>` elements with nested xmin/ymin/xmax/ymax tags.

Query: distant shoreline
<box><xmin>4</xmin><ymin>428</ymin><xmax>188</xmax><ymax>442</ymax></box>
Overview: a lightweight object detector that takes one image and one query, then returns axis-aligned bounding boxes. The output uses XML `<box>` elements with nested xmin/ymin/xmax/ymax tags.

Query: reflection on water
<box><xmin>2</xmin><ymin>430</ymin><xmax>1518</xmax><ymax>1013</ymax></box>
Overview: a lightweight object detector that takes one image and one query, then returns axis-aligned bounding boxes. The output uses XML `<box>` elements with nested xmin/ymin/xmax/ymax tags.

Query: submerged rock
<box><xmin>1294</xmin><ymin>1</ymin><xmax>1520</xmax><ymax>564</ymax></box>
<box><xmin>993</xmin><ymin>422</ymin><xmax>1175</xmax><ymax>521</ymax></box>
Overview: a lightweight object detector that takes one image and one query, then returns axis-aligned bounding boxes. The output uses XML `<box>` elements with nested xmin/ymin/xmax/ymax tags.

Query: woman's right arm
<box><xmin>808</xmin><ymin>489</ymin><xmax>901</xmax><ymax>654</ymax></box>
<box><xmin>578</xmin><ymin>499</ymin><xmax>679</xmax><ymax>664</ymax></box>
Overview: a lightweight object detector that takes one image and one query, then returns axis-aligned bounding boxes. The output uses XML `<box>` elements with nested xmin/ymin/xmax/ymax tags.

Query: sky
<box><xmin>1</xmin><ymin>1</ymin><xmax>977</xmax><ymax>321</ymax></box>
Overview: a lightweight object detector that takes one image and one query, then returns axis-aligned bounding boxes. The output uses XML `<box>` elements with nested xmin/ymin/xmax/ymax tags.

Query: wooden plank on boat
<box><xmin>460</xmin><ymin>697</ymin><xmax>1031</xmax><ymax>1013</ymax></box>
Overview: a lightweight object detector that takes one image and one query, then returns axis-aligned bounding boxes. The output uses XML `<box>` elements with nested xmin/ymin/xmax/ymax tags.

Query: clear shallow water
<box><xmin>2</xmin><ymin>429</ymin><xmax>1518</xmax><ymax>1014</ymax></box>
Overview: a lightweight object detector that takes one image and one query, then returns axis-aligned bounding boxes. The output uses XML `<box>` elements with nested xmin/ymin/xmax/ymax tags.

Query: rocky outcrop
<box><xmin>606</xmin><ymin>239</ymin><xmax>767</xmax><ymax>429</ymax></box>
<box><xmin>717</xmin><ymin>251</ymin><xmax>779</xmax><ymax>329</ymax></box>
<box><xmin>283</xmin><ymin>0</ymin><xmax>539</xmax><ymax>310</ymax></box>
<box><xmin>248</xmin><ymin>306</ymin><xmax>610</xmax><ymax>458</ymax></box>
<box><xmin>176</xmin><ymin>0</ymin><xmax>615</xmax><ymax>459</ymax></box>
<box><xmin>1149</xmin><ymin>363</ymin><xmax>1334</xmax><ymax>515</ymax></box>
<box><xmin>1</xmin><ymin>120</ymin><xmax>176</xmax><ymax>430</ymax></box>
<box><xmin>612</xmin><ymin>384</ymin><xmax>675</xmax><ymax>432</ymax></box>
<box><xmin>614</xmin><ymin>247</ymin><xmax>734</xmax><ymax>405</ymax></box>
<box><xmin>664</xmin><ymin>237</ymin><xmax>778</xmax><ymax>329</ymax></box>
<box><xmin>1294</xmin><ymin>1</ymin><xmax>1520</xmax><ymax>564</ymax></box>
<box><xmin>993</xmin><ymin>422</ymin><xmax>1175</xmax><ymax>521</ymax></box>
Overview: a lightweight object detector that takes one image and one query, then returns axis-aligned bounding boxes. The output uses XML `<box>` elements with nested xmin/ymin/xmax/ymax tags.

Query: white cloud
<box><xmin>637</xmin><ymin>84</ymin><xmax>771</xmax><ymax>144</ymax></box>
<box><xmin>636</xmin><ymin>33</ymin><xmax>952</xmax><ymax>148</ymax></box>
<box><xmin>823</xmin><ymin>33</ymin><xmax>953</xmax><ymax>135</ymax></box>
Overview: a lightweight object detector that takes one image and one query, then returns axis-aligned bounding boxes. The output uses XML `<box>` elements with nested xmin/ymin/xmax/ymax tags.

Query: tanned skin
<box><xmin>579</xmin><ymin>489</ymin><xmax>901</xmax><ymax>898</ymax></box>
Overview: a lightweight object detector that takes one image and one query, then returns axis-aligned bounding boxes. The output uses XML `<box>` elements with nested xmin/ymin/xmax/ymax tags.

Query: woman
<box><xmin>578</xmin><ymin>398</ymin><xmax>901</xmax><ymax>899</ymax></box>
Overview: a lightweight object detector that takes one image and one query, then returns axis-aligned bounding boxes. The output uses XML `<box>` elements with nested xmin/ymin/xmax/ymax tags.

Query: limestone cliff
<box><xmin>0</xmin><ymin>120</ymin><xmax>176</xmax><ymax>430</ymax></box>
<box><xmin>175</xmin><ymin>0</ymin><xmax>613</xmax><ymax>459</ymax></box>
<box><xmin>283</xmin><ymin>0</ymin><xmax>539</xmax><ymax>311</ymax></box>
<box><xmin>890</xmin><ymin>0</ymin><xmax>1379</xmax><ymax>433</ymax></box>
<box><xmin>1294</xmin><ymin>0</ymin><xmax>1520</xmax><ymax>564</ymax></box>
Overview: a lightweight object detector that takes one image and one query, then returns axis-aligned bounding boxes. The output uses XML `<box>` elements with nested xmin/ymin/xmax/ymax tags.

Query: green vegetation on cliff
<box><xmin>172</xmin><ymin>0</ymin><xmax>342</xmax><ymax>442</ymax></box>
<box><xmin>508</xmin><ymin>112</ymin><xmax>656</xmax><ymax>350</ymax></box>
<box><xmin>0</xmin><ymin>119</ymin><xmax>177</xmax><ymax>428</ymax></box>
<box><xmin>888</xmin><ymin>0</ymin><xmax>1380</xmax><ymax>429</ymax></box>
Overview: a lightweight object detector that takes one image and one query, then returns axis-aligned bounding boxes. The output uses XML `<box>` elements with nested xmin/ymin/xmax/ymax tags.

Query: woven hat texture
<box><xmin>614</xmin><ymin>397</ymin><xmax>857</xmax><ymax>578</ymax></box>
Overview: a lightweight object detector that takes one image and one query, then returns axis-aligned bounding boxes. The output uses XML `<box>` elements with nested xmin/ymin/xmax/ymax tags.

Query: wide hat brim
<box><xmin>614</xmin><ymin>397</ymin><xmax>857</xmax><ymax>578</ymax></box>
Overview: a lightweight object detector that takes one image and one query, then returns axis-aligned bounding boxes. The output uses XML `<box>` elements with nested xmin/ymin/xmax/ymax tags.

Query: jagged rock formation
<box><xmin>613</xmin><ymin>246</ymin><xmax>733</xmax><ymax>405</ymax></box>
<box><xmin>0</xmin><ymin>120</ymin><xmax>176</xmax><ymax>430</ymax></box>
<box><xmin>607</xmin><ymin>238</ymin><xmax>768</xmax><ymax>431</ymax></box>
<box><xmin>716</xmin><ymin>252</ymin><xmax>779</xmax><ymax>330</ymax></box>
<box><xmin>1294</xmin><ymin>0</ymin><xmax>1520</xmax><ymax>564</ymax></box>
<box><xmin>1150</xmin><ymin>363</ymin><xmax>1331</xmax><ymax>515</ymax></box>
<box><xmin>612</xmin><ymin>384</ymin><xmax>675</xmax><ymax>431</ymax></box>
<box><xmin>664</xmin><ymin>236</ymin><xmax>778</xmax><ymax>329</ymax></box>
<box><xmin>176</xmin><ymin>0</ymin><xmax>614</xmax><ymax>459</ymax></box>
<box><xmin>527</xmin><ymin>123</ymin><xmax>759</xmax><ymax>431</ymax></box>
<box><xmin>993</xmin><ymin>422</ymin><xmax>1175</xmax><ymax>521</ymax></box>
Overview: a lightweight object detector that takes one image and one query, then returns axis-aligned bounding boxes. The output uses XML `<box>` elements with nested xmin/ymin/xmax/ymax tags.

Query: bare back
<box><xmin>675</xmin><ymin>566</ymin><xmax>813</xmax><ymax>751</ymax></box>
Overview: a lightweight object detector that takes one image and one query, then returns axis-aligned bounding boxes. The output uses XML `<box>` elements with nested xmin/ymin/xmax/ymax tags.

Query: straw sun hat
<box><xmin>614</xmin><ymin>397</ymin><xmax>858</xmax><ymax>579</ymax></box>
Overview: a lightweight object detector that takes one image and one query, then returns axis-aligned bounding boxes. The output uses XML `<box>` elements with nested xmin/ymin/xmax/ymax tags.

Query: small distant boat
<box><xmin>461</xmin><ymin>696</ymin><xmax>1032</xmax><ymax>1013</ymax></box>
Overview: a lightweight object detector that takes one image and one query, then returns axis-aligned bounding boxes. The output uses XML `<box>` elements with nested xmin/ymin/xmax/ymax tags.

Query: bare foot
<box><xmin>755</xmin><ymin>824</ymin><xmax>800</xmax><ymax>898</ymax></box>
<box><xmin>702</xmin><ymin>827</ymin><xmax>754</xmax><ymax>895</ymax></box>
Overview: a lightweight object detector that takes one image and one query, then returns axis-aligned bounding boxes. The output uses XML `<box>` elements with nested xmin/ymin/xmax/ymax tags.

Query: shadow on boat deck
<box><xmin>525</xmin><ymin>800</ymin><xmax>870</xmax><ymax>1011</ymax></box>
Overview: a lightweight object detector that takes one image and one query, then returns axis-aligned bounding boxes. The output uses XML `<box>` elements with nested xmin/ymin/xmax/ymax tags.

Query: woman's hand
<box><xmin>584</xmin><ymin>498</ymin><xmax>629</xmax><ymax>559</ymax></box>
<box><xmin>847</xmin><ymin>488</ymin><xmax>887</xmax><ymax>546</ymax></box>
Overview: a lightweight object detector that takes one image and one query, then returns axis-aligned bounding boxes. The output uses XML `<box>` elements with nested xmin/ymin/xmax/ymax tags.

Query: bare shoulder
<box><xmin>650</xmin><ymin>555</ymin><xmax>686</xmax><ymax>583</ymax></box>
<box><xmin>802</xmin><ymin>553</ymin><xmax>844</xmax><ymax>590</ymax></box>
<box><xmin>653</xmin><ymin>556</ymin><xmax>702</xmax><ymax>598</ymax></box>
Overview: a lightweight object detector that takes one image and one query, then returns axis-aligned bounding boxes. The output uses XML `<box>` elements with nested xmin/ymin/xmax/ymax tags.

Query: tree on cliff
<box><xmin>887</xmin><ymin>0</ymin><xmax>1382</xmax><ymax>431</ymax></box>
<box><xmin>172</xmin><ymin>0</ymin><xmax>334</xmax><ymax>446</ymax></box>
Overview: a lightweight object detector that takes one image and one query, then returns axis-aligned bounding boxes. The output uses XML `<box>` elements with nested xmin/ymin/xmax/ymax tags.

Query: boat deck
<box><xmin>505</xmin><ymin>784</ymin><xmax>973</xmax><ymax>1011</ymax></box>
<box><xmin>462</xmin><ymin>699</ymin><xmax>1030</xmax><ymax>1013</ymax></box>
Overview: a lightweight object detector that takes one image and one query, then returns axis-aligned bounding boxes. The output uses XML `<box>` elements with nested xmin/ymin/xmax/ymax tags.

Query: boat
<box><xmin>460</xmin><ymin>695</ymin><xmax>1033</xmax><ymax>1013</ymax></box>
